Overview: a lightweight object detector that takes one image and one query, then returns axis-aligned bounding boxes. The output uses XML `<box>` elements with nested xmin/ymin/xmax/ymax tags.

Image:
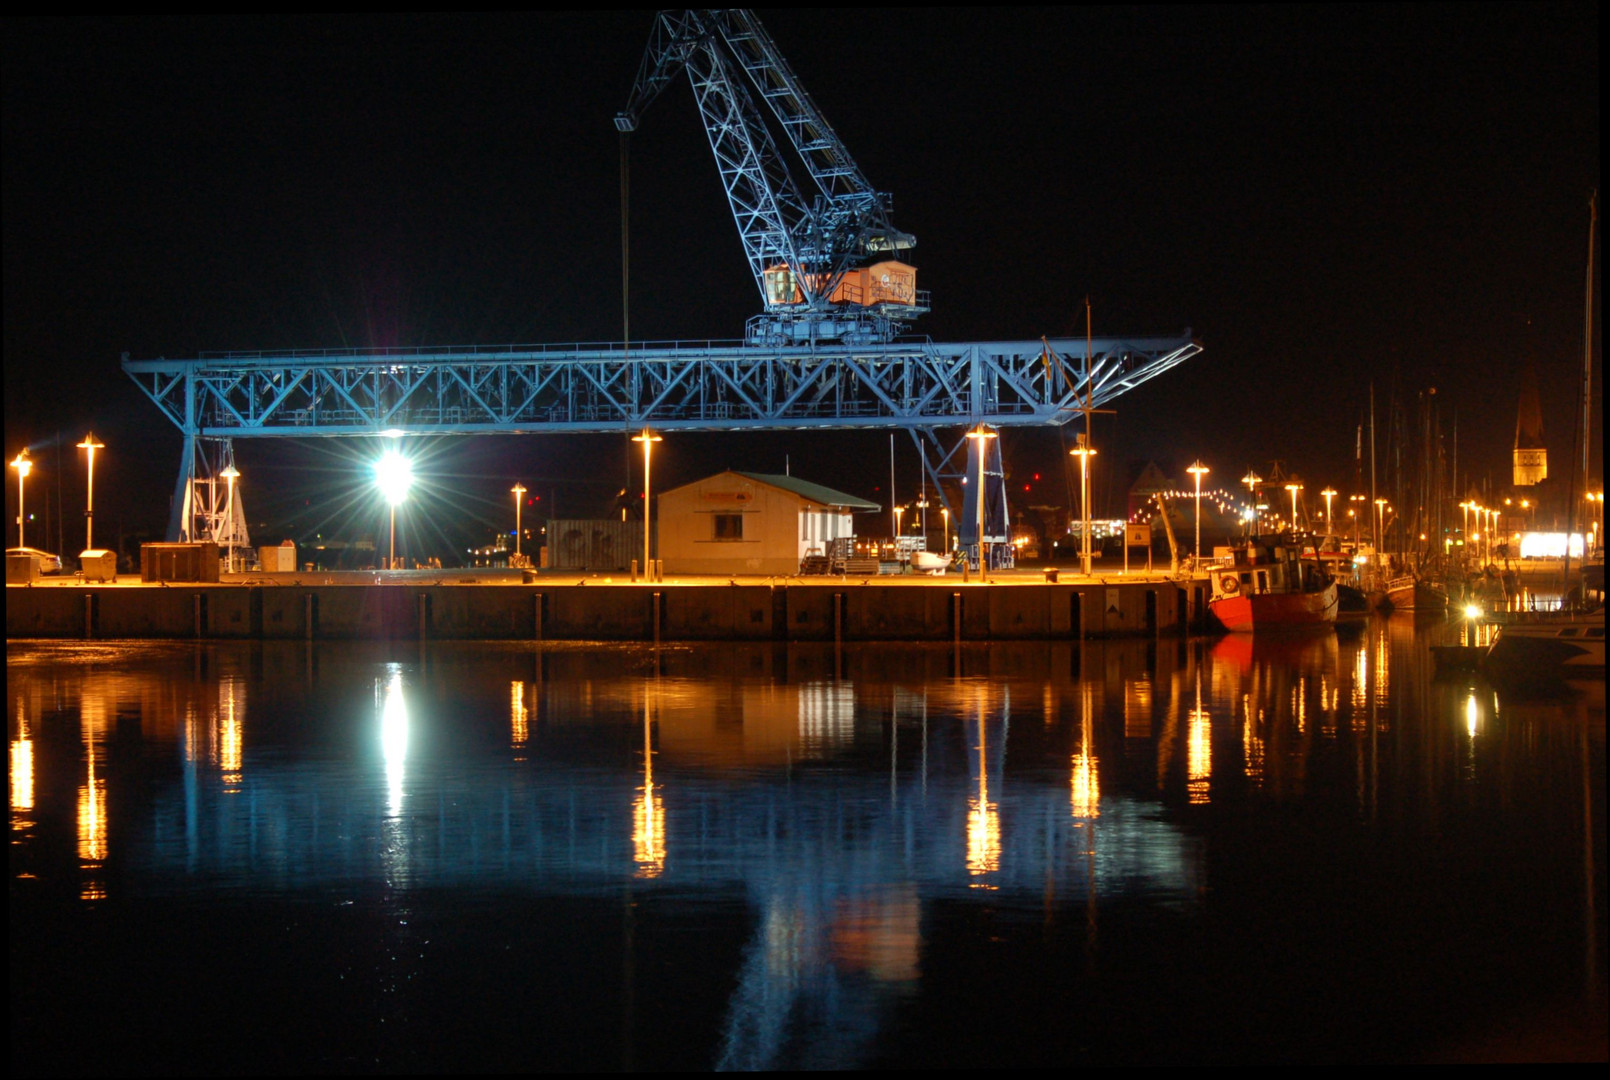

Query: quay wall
<box><xmin>7</xmin><ymin>580</ymin><xmax>1201</xmax><ymax>642</ymax></box>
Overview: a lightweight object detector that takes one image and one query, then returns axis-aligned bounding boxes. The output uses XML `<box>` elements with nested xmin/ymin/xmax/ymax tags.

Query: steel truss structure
<box><xmin>125</xmin><ymin>333</ymin><xmax>1200</xmax><ymax>547</ymax></box>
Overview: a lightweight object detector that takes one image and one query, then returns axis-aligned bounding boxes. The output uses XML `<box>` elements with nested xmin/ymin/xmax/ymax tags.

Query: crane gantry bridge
<box><xmin>125</xmin><ymin>9</ymin><xmax>1200</xmax><ymax>557</ymax></box>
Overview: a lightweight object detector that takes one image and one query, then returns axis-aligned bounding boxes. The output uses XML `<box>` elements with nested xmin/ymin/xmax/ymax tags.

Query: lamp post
<box><xmin>1186</xmin><ymin>461</ymin><xmax>1209</xmax><ymax>558</ymax></box>
<box><xmin>1241</xmin><ymin>471</ymin><xmax>1262</xmax><ymax>537</ymax></box>
<box><xmin>511</xmin><ymin>482</ymin><xmax>527</xmax><ymax>560</ymax></box>
<box><xmin>1351</xmin><ymin>493</ymin><xmax>1366</xmax><ymax>549</ymax></box>
<box><xmin>941</xmin><ymin>506</ymin><xmax>950</xmax><ymax>553</ymax></box>
<box><xmin>1320</xmin><ymin>487</ymin><xmax>1337</xmax><ymax>536</ymax></box>
<box><xmin>76</xmin><ymin>433</ymin><xmax>104</xmax><ymax>552</ymax></box>
<box><xmin>375</xmin><ymin>448</ymin><xmax>413</xmax><ymax>570</ymax></box>
<box><xmin>915</xmin><ymin>494</ymin><xmax>928</xmax><ymax>548</ymax></box>
<box><xmin>967</xmin><ymin>427</ymin><xmax>997</xmax><ymax>578</ymax></box>
<box><xmin>1070</xmin><ymin>436</ymin><xmax>1098</xmax><ymax>576</ymax></box>
<box><xmin>10</xmin><ymin>449</ymin><xmax>31</xmax><ymax>549</ymax></box>
<box><xmin>1284</xmin><ymin>482</ymin><xmax>1303</xmax><ymax>533</ymax></box>
<box><xmin>893</xmin><ymin>504</ymin><xmax>904</xmax><ymax>539</ymax></box>
<box><xmin>219</xmin><ymin>464</ymin><xmax>240</xmax><ymax>573</ymax></box>
<box><xmin>632</xmin><ymin>430</ymin><xmax>662</xmax><ymax>579</ymax></box>
<box><xmin>1374</xmin><ymin>498</ymin><xmax>1389</xmax><ymax>557</ymax></box>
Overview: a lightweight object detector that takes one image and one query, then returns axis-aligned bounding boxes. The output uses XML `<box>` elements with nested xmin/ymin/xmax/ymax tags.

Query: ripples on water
<box><xmin>9</xmin><ymin>619</ymin><xmax>1606</xmax><ymax>1069</ymax></box>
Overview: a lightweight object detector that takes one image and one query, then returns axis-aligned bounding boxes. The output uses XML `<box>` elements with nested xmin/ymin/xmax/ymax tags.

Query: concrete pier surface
<box><xmin>7</xmin><ymin>567</ymin><xmax>1212</xmax><ymax>642</ymax></box>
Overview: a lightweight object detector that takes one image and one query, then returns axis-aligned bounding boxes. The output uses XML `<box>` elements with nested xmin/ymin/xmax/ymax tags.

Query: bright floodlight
<box><xmin>375</xmin><ymin>449</ymin><xmax>414</xmax><ymax>506</ymax></box>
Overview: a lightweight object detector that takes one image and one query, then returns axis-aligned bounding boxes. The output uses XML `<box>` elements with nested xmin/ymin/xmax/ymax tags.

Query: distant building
<box><xmin>1126</xmin><ymin>461</ymin><xmax>1177</xmax><ymax>519</ymax></box>
<box><xmin>657</xmin><ymin>471</ymin><xmax>879</xmax><ymax>575</ymax></box>
<box><xmin>1513</xmin><ymin>364</ymin><xmax>1548</xmax><ymax>486</ymax></box>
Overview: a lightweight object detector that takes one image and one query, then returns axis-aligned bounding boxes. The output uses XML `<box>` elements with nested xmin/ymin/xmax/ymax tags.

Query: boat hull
<box><xmin>1482</xmin><ymin>619</ymin><xmax>1606</xmax><ymax>680</ymax></box>
<box><xmin>1210</xmin><ymin>582</ymin><xmax>1338</xmax><ymax>632</ymax></box>
<box><xmin>1384</xmin><ymin>580</ymin><xmax>1448</xmax><ymax>612</ymax></box>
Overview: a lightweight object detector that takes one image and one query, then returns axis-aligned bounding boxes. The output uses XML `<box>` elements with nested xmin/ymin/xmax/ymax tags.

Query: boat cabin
<box><xmin>1211</xmin><ymin>541</ymin><xmax>1332</xmax><ymax>600</ymax></box>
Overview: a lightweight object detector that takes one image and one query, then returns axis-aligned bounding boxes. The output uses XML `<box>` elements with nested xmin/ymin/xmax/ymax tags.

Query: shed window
<box><xmin>714</xmin><ymin>514</ymin><xmax>744</xmax><ymax>540</ymax></box>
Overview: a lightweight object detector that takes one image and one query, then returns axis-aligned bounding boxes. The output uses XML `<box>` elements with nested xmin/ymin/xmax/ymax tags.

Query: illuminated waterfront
<box><xmin>9</xmin><ymin>623</ymin><xmax>1606</xmax><ymax>1069</ymax></box>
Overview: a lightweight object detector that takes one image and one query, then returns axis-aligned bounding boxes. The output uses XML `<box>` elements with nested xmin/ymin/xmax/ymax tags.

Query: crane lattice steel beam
<box><xmin>124</xmin><ymin>335</ymin><xmax>1198</xmax><ymax>438</ymax></box>
<box><xmin>126</xmin><ymin>334</ymin><xmax>1199</xmax><ymax>543</ymax></box>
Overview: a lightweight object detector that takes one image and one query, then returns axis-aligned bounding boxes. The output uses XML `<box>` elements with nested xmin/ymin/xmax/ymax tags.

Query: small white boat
<box><xmin>910</xmin><ymin>551</ymin><xmax>949</xmax><ymax>575</ymax></box>
<box><xmin>1482</xmin><ymin>612</ymin><xmax>1605</xmax><ymax>679</ymax></box>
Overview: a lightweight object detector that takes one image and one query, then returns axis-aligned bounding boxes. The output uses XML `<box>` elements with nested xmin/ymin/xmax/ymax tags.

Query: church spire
<box><xmin>1513</xmin><ymin>363</ymin><xmax>1547</xmax><ymax>485</ymax></box>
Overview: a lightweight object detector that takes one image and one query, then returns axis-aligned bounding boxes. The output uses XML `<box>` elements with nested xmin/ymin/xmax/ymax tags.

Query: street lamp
<box><xmin>941</xmin><ymin>506</ymin><xmax>950</xmax><ymax>553</ymax></box>
<box><xmin>11</xmin><ymin>449</ymin><xmax>31</xmax><ymax>549</ymax></box>
<box><xmin>76</xmin><ymin>433</ymin><xmax>104</xmax><ymax>552</ymax></box>
<box><xmin>1320</xmin><ymin>487</ymin><xmax>1337</xmax><ymax>536</ymax></box>
<box><xmin>219</xmin><ymin>464</ymin><xmax>240</xmax><ymax>573</ymax></box>
<box><xmin>511</xmin><ymin>482</ymin><xmax>527</xmax><ymax>560</ymax></box>
<box><xmin>632</xmin><ymin>429</ymin><xmax>662</xmax><ymax>579</ymax></box>
<box><xmin>1186</xmin><ymin>461</ymin><xmax>1209</xmax><ymax>558</ymax></box>
<box><xmin>1284</xmin><ymin>482</ymin><xmax>1303</xmax><ymax>533</ymax></box>
<box><xmin>967</xmin><ymin>427</ymin><xmax>998</xmax><ymax>579</ymax></box>
<box><xmin>1374</xmin><ymin>498</ymin><xmax>1389</xmax><ymax>555</ymax></box>
<box><xmin>375</xmin><ymin>448</ymin><xmax>413</xmax><ymax>570</ymax></box>
<box><xmin>1070</xmin><ymin>436</ymin><xmax>1098</xmax><ymax>576</ymax></box>
<box><xmin>915</xmin><ymin>494</ymin><xmax>929</xmax><ymax>547</ymax></box>
<box><xmin>893</xmin><ymin>504</ymin><xmax>905</xmax><ymax>539</ymax></box>
<box><xmin>1350</xmin><ymin>493</ymin><xmax>1367</xmax><ymax>548</ymax></box>
<box><xmin>1241</xmin><ymin>471</ymin><xmax>1262</xmax><ymax>536</ymax></box>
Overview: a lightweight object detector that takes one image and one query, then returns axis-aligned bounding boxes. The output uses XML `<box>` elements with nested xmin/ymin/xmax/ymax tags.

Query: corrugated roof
<box><xmin>732</xmin><ymin>472</ymin><xmax>880</xmax><ymax>510</ymax></box>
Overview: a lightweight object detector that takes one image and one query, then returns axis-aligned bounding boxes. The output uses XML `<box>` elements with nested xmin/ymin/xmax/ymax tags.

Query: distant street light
<box><xmin>967</xmin><ymin>427</ymin><xmax>998</xmax><ymax>579</ymax></box>
<box><xmin>220</xmin><ymin>464</ymin><xmax>240</xmax><ymax>573</ymax></box>
<box><xmin>77</xmin><ymin>433</ymin><xmax>104</xmax><ymax>552</ymax></box>
<box><xmin>893</xmin><ymin>504</ymin><xmax>905</xmax><ymax>539</ymax></box>
<box><xmin>915</xmin><ymin>494</ymin><xmax>929</xmax><ymax>546</ymax></box>
<box><xmin>1320</xmin><ymin>487</ymin><xmax>1337</xmax><ymax>535</ymax></box>
<box><xmin>632</xmin><ymin>430</ymin><xmax>662</xmax><ymax>578</ymax></box>
<box><xmin>1186</xmin><ymin>461</ymin><xmax>1209</xmax><ymax>558</ymax></box>
<box><xmin>375</xmin><ymin>447</ymin><xmax>414</xmax><ymax>570</ymax></box>
<box><xmin>511</xmin><ymin>482</ymin><xmax>527</xmax><ymax>560</ymax></box>
<box><xmin>941</xmin><ymin>506</ymin><xmax>950</xmax><ymax>553</ymax></box>
<box><xmin>1070</xmin><ymin>436</ymin><xmax>1098</xmax><ymax>576</ymax></box>
<box><xmin>1374</xmin><ymin>498</ymin><xmax>1389</xmax><ymax>556</ymax></box>
<box><xmin>1284</xmin><ymin>482</ymin><xmax>1303</xmax><ymax>533</ymax></box>
<box><xmin>11</xmin><ymin>449</ymin><xmax>31</xmax><ymax>549</ymax></box>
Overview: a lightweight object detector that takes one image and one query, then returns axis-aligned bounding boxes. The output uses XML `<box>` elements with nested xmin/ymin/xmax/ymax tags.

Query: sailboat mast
<box><xmin>1370</xmin><ymin>382</ymin><xmax>1378</xmax><ymax>552</ymax></box>
<box><xmin>1582</xmin><ymin>190</ymin><xmax>1597</xmax><ymax>503</ymax></box>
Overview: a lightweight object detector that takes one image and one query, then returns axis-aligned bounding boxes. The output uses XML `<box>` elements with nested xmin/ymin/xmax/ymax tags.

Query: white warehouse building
<box><xmin>656</xmin><ymin>471</ymin><xmax>879</xmax><ymax>576</ymax></box>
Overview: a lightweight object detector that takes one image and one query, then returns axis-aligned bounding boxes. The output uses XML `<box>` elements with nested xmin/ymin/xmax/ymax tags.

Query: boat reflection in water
<box><xmin>8</xmin><ymin>632</ymin><xmax>1605</xmax><ymax>1069</ymax></box>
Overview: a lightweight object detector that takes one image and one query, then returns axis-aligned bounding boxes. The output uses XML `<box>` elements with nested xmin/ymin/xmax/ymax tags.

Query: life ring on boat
<box><xmin>1219</xmin><ymin>574</ymin><xmax>1240</xmax><ymax>594</ymax></box>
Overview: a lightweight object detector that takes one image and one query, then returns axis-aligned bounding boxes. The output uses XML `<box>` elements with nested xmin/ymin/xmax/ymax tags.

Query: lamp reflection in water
<box><xmin>78</xmin><ymin>684</ymin><xmax>109</xmax><ymax>899</ymax></box>
<box><xmin>1187</xmin><ymin>669</ymin><xmax>1211</xmax><ymax>805</ymax></box>
<box><xmin>510</xmin><ymin>681</ymin><xmax>529</xmax><ymax>760</ymax></box>
<box><xmin>633</xmin><ymin>682</ymin><xmax>665</xmax><ymax>878</ymax></box>
<box><xmin>217</xmin><ymin>677</ymin><xmax>243</xmax><ymax>790</ymax></box>
<box><xmin>1071</xmin><ymin>681</ymin><xmax>1100</xmax><ymax>820</ymax></box>
<box><xmin>380</xmin><ymin>666</ymin><xmax>408</xmax><ymax>819</ymax></box>
<box><xmin>966</xmin><ymin>693</ymin><xmax>1002</xmax><ymax>883</ymax></box>
<box><xmin>11</xmin><ymin>702</ymin><xmax>33</xmax><ymax>831</ymax></box>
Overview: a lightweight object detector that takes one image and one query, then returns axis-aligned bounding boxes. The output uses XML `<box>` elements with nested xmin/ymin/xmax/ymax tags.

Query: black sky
<box><xmin>2</xmin><ymin>7</ymin><xmax>1599</xmax><ymax>554</ymax></box>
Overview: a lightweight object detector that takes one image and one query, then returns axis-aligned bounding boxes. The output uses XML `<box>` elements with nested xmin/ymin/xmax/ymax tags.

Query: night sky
<box><xmin>3</xmin><ymin>7</ymin><xmax>1599</xmax><ymax>558</ymax></box>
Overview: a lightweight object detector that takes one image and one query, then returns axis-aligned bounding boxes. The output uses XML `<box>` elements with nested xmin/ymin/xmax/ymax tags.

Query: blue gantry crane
<box><xmin>125</xmin><ymin>10</ymin><xmax>1201</xmax><ymax>564</ymax></box>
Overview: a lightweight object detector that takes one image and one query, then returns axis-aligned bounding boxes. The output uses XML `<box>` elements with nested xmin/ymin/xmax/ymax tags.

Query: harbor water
<box><xmin>9</xmin><ymin>620</ymin><xmax>1606</xmax><ymax>1069</ymax></box>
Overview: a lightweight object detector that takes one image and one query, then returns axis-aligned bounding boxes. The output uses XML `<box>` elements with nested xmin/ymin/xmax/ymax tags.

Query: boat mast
<box><xmin>1564</xmin><ymin>190</ymin><xmax>1598</xmax><ymax>602</ymax></box>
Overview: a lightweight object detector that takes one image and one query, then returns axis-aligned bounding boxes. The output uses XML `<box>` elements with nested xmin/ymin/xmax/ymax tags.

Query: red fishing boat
<box><xmin>1208</xmin><ymin>538</ymin><xmax>1339</xmax><ymax>632</ymax></box>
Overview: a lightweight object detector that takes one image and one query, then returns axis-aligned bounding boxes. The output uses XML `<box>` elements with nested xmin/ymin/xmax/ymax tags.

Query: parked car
<box><xmin>7</xmin><ymin>546</ymin><xmax>64</xmax><ymax>574</ymax></box>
